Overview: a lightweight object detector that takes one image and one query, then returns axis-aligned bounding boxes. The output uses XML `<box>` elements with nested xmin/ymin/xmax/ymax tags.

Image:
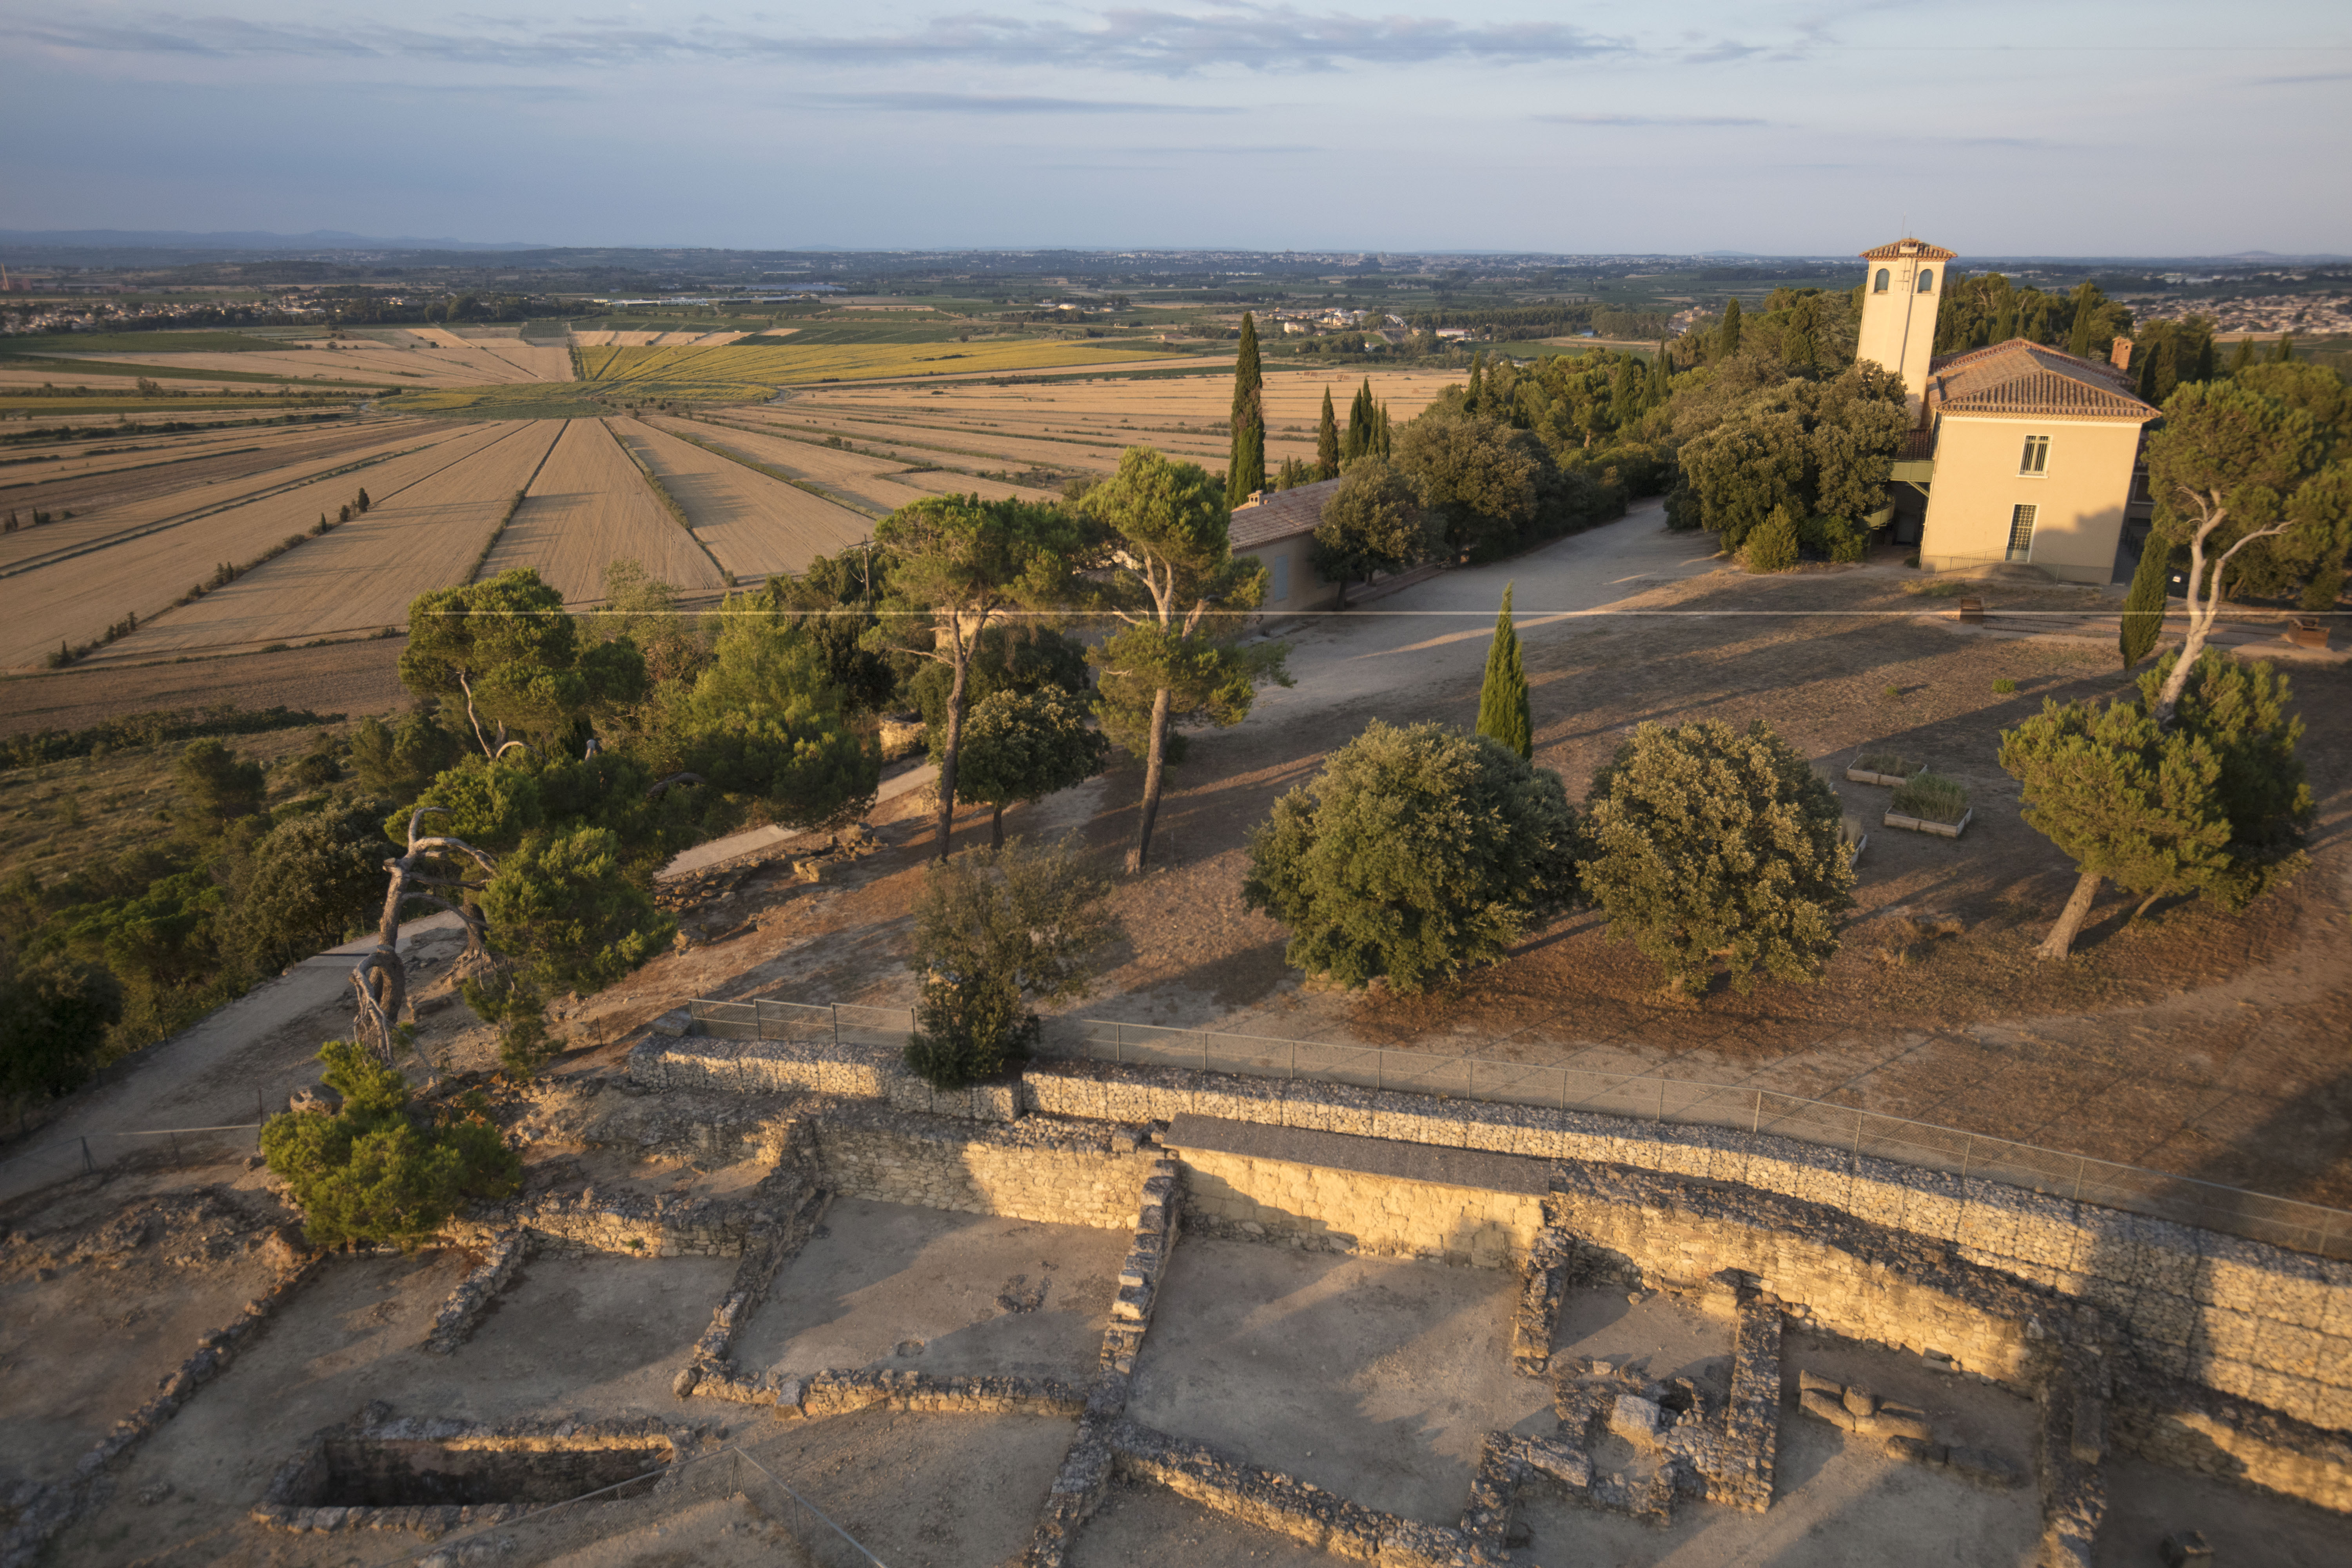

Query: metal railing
<box><xmin>686</xmin><ymin>998</ymin><xmax>2349</xmax><ymax>1260</ymax></box>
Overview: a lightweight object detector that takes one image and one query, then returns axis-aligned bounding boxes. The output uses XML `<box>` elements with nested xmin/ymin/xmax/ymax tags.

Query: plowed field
<box><xmin>609</xmin><ymin>419</ymin><xmax>871</xmax><ymax>581</ymax></box>
<box><xmin>0</xmin><ymin>417</ymin><xmax>436</xmax><ymax>524</ymax></box>
<box><xmin>84</xmin><ymin>421</ymin><xmax>565</xmax><ymax>661</ymax></box>
<box><xmin>3</xmin><ymin>423</ymin><xmax>510</xmax><ymax>670</ymax></box>
<box><xmin>479</xmin><ymin>419</ymin><xmax>726</xmax><ymax>601</ymax></box>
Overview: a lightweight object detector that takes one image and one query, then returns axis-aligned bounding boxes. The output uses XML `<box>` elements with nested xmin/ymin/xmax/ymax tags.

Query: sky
<box><xmin>1</xmin><ymin>1</ymin><xmax>2346</xmax><ymax>256</ymax></box>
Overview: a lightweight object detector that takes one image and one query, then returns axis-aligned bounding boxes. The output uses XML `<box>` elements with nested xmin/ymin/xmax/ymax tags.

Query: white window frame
<box><xmin>2018</xmin><ymin>434</ymin><xmax>2050</xmax><ymax>477</ymax></box>
<box><xmin>2006</xmin><ymin>503</ymin><xmax>2038</xmax><ymax>562</ymax></box>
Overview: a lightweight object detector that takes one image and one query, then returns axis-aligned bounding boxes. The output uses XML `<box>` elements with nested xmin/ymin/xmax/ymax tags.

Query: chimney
<box><xmin>2110</xmin><ymin>336</ymin><xmax>2134</xmax><ymax>372</ymax></box>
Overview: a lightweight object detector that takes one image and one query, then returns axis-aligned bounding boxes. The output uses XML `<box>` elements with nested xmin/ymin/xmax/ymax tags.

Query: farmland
<box><xmin>607</xmin><ymin>418</ymin><xmax>873</xmax><ymax>581</ymax></box>
<box><xmin>84</xmin><ymin>420</ymin><xmax>564</xmax><ymax>661</ymax></box>
<box><xmin>2</xmin><ymin>421</ymin><xmax>504</xmax><ymax>670</ymax></box>
<box><xmin>480</xmin><ymin>418</ymin><xmax>728</xmax><ymax>601</ymax></box>
<box><xmin>572</xmin><ymin>338</ymin><xmax>1174</xmax><ymax>387</ymax></box>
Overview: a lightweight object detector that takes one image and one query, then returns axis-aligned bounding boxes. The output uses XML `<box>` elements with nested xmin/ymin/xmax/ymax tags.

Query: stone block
<box><xmin>1798</xmin><ymin>1389</ymin><xmax>1854</xmax><ymax>1430</ymax></box>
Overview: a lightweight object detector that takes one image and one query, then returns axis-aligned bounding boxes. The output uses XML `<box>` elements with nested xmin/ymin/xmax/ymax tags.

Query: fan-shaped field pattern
<box><xmin>1</xmin><ymin>421</ymin><xmax>511</xmax><ymax>670</ymax></box>
<box><xmin>646</xmin><ymin>416</ymin><xmax>1002</xmax><ymax>516</ymax></box>
<box><xmin>0</xmin><ymin>421</ymin><xmax>473</xmax><ymax>577</ymax></box>
<box><xmin>0</xmin><ymin>417</ymin><xmax>399</xmax><ymax>493</ymax></box>
<box><xmin>48</xmin><ymin>341</ymin><xmax>561</xmax><ymax>387</ymax></box>
<box><xmin>608</xmin><ymin>419</ymin><xmax>871</xmax><ymax>582</ymax></box>
<box><xmin>83</xmin><ymin>420</ymin><xmax>566</xmax><ymax>662</ymax></box>
<box><xmin>478</xmin><ymin>419</ymin><xmax>727</xmax><ymax>602</ymax></box>
<box><xmin>0</xmin><ymin>416</ymin><xmax>440</xmax><ymax>525</ymax></box>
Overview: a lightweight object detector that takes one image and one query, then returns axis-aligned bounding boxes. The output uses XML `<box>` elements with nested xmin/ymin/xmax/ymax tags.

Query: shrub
<box><xmin>1744</xmin><ymin>506</ymin><xmax>1800</xmax><ymax>572</ymax></box>
<box><xmin>1993</xmin><ymin>678</ymin><xmax>2019</xmax><ymax>695</ymax></box>
<box><xmin>904</xmin><ymin>838</ymin><xmax>1118</xmax><ymax>1089</ymax></box>
<box><xmin>1242</xmin><ymin>721</ymin><xmax>1579</xmax><ymax>993</ymax></box>
<box><xmin>0</xmin><ymin>950</ymin><xmax>123</xmax><ymax>1099</ymax></box>
<box><xmin>1578</xmin><ymin>719</ymin><xmax>1856</xmax><ymax>994</ymax></box>
<box><xmin>1890</xmin><ymin>771</ymin><xmax>1969</xmax><ymax>824</ymax></box>
<box><xmin>260</xmin><ymin>1040</ymin><xmax>519</xmax><ymax>1248</ymax></box>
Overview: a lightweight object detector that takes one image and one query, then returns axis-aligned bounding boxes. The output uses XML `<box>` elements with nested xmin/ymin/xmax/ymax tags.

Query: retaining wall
<box><xmin>810</xmin><ymin>1106</ymin><xmax>1155</xmax><ymax>1230</ymax></box>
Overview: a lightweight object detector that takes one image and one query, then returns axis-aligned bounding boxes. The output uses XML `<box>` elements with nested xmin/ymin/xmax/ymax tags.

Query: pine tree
<box><xmin>1719</xmin><ymin>298</ymin><xmax>1743</xmax><ymax>359</ymax></box>
<box><xmin>2120</xmin><ymin>532</ymin><xmax>2170</xmax><ymax>668</ymax></box>
<box><xmin>1475</xmin><ymin>583</ymin><xmax>1532</xmax><ymax>760</ymax></box>
<box><xmin>1316</xmin><ymin>386</ymin><xmax>1340</xmax><ymax>479</ymax></box>
<box><xmin>1228</xmin><ymin>312</ymin><xmax>1266</xmax><ymax>509</ymax></box>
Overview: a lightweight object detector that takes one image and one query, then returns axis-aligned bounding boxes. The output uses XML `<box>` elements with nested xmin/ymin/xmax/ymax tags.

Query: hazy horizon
<box><xmin>3</xmin><ymin>1</ymin><xmax>2347</xmax><ymax>257</ymax></box>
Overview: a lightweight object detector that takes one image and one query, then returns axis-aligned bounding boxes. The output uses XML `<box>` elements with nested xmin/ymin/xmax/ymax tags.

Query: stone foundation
<box><xmin>810</xmin><ymin>1107</ymin><xmax>1155</xmax><ymax>1230</ymax></box>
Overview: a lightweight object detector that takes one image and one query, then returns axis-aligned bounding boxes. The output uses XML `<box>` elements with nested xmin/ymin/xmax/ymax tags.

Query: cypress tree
<box><xmin>2227</xmin><ymin>337</ymin><xmax>2254</xmax><ymax>376</ymax></box>
<box><xmin>1465</xmin><ymin>352</ymin><xmax>1487</xmax><ymax>414</ymax></box>
<box><xmin>1316</xmin><ymin>387</ymin><xmax>1340</xmax><ymax>479</ymax></box>
<box><xmin>2120</xmin><ymin>532</ymin><xmax>2170</xmax><ymax>669</ymax></box>
<box><xmin>1475</xmin><ymin>583</ymin><xmax>1532</xmax><ymax>760</ymax></box>
<box><xmin>1719</xmin><ymin>298</ymin><xmax>1742</xmax><ymax>359</ymax></box>
<box><xmin>2273</xmin><ymin>333</ymin><xmax>2295</xmax><ymax>364</ymax></box>
<box><xmin>1228</xmin><ymin>312</ymin><xmax>1266</xmax><ymax>508</ymax></box>
<box><xmin>1344</xmin><ymin>379</ymin><xmax>1373</xmax><ymax>461</ymax></box>
<box><xmin>1376</xmin><ymin>403</ymin><xmax>1392</xmax><ymax>459</ymax></box>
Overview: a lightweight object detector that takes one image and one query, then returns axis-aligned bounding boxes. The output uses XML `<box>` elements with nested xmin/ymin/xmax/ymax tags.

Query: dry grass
<box><xmin>478</xmin><ymin>418</ymin><xmax>727</xmax><ymax>601</ymax></box>
<box><xmin>574</xmin><ymin>340</ymin><xmax>1172</xmax><ymax>387</ymax></box>
<box><xmin>3</xmin><ymin>422</ymin><xmax>491</xmax><ymax>670</ymax></box>
<box><xmin>87</xmin><ymin>421</ymin><xmax>564</xmax><ymax>661</ymax></box>
<box><xmin>608</xmin><ymin>419</ymin><xmax>872</xmax><ymax>581</ymax></box>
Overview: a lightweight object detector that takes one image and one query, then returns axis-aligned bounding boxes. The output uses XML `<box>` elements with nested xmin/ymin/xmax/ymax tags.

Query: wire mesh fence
<box><xmin>686</xmin><ymin>999</ymin><xmax>2349</xmax><ymax>1260</ymax></box>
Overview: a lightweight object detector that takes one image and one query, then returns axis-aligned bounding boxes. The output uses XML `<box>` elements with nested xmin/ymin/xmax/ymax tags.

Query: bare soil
<box><xmin>482</xmin><ymin>418</ymin><xmax>727</xmax><ymax>602</ymax></box>
<box><xmin>0</xmin><ymin>636</ymin><xmax>410</xmax><ymax>739</ymax></box>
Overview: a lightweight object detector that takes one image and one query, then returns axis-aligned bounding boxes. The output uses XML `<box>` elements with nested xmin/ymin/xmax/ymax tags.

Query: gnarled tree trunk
<box><xmin>1126</xmin><ymin>686</ymin><xmax>1175</xmax><ymax>874</ymax></box>
<box><xmin>352</xmin><ymin>808</ymin><xmax>496</xmax><ymax>1067</ymax></box>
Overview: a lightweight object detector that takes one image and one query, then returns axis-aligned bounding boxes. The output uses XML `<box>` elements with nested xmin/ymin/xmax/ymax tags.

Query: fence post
<box><xmin>2073</xmin><ymin>1155</ymin><xmax>2086</xmax><ymax>1203</ymax></box>
<box><xmin>1657</xmin><ymin>1076</ymin><xmax>1666</xmax><ymax>1123</ymax></box>
<box><xmin>1753</xmin><ymin>1089</ymin><xmax>1761</xmax><ymax>1134</ymax></box>
<box><xmin>81</xmin><ymin>1135</ymin><xmax>94</xmax><ymax>1174</ymax></box>
<box><xmin>1290</xmin><ymin>1040</ymin><xmax>1297</xmax><ymax>1081</ymax></box>
<box><xmin>831</xmin><ymin>1004</ymin><xmax>840</xmax><ymax>1048</ymax></box>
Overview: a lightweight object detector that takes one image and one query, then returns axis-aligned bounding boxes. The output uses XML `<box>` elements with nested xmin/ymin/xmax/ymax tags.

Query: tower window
<box><xmin>1874</xmin><ymin>268</ymin><xmax>1890</xmax><ymax>294</ymax></box>
<box><xmin>2007</xmin><ymin>504</ymin><xmax>2038</xmax><ymax>561</ymax></box>
<box><xmin>1918</xmin><ymin>269</ymin><xmax>1935</xmax><ymax>293</ymax></box>
<box><xmin>2019</xmin><ymin>434</ymin><xmax>2049</xmax><ymax>474</ymax></box>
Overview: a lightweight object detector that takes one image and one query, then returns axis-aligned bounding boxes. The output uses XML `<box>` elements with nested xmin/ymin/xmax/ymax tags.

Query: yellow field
<box><xmin>87</xmin><ymin>421</ymin><xmax>564</xmax><ymax>661</ymax></box>
<box><xmin>573</xmin><ymin>339</ymin><xmax>1173</xmax><ymax>388</ymax></box>
<box><xmin>4</xmin><ymin>421</ymin><xmax>500</xmax><ymax>669</ymax></box>
<box><xmin>479</xmin><ymin>419</ymin><xmax>727</xmax><ymax>601</ymax></box>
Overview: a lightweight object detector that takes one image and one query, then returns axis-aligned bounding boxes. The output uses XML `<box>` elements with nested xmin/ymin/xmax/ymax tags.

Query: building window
<box><xmin>1918</xmin><ymin>269</ymin><xmax>1935</xmax><ymax>293</ymax></box>
<box><xmin>2007</xmin><ymin>504</ymin><xmax>2038</xmax><ymax>562</ymax></box>
<box><xmin>1272</xmin><ymin>553</ymin><xmax>1290</xmax><ymax>603</ymax></box>
<box><xmin>2019</xmin><ymin>434</ymin><xmax>2049</xmax><ymax>474</ymax></box>
<box><xmin>1874</xmin><ymin>268</ymin><xmax>1890</xmax><ymax>294</ymax></box>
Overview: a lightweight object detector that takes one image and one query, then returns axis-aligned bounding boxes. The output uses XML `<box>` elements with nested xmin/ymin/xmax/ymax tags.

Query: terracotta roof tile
<box><xmin>1228</xmin><ymin>478</ymin><xmax>1340</xmax><ymax>551</ymax></box>
<box><xmin>1859</xmin><ymin>237</ymin><xmax>1956</xmax><ymax>261</ymax></box>
<box><xmin>1926</xmin><ymin>339</ymin><xmax>2157</xmax><ymax>423</ymax></box>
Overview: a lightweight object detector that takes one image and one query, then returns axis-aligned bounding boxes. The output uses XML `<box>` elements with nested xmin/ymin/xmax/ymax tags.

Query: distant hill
<box><xmin>0</xmin><ymin>229</ymin><xmax>550</xmax><ymax>252</ymax></box>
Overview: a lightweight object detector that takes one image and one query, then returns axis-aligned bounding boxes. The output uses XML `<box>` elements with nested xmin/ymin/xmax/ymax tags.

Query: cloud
<box><xmin>1535</xmin><ymin>113</ymin><xmax>1773</xmax><ymax>127</ymax></box>
<box><xmin>4</xmin><ymin>6</ymin><xmax>1630</xmax><ymax>76</ymax></box>
<box><xmin>2251</xmin><ymin>70</ymin><xmax>2352</xmax><ymax>85</ymax></box>
<box><xmin>804</xmin><ymin>91</ymin><xmax>1240</xmax><ymax>114</ymax></box>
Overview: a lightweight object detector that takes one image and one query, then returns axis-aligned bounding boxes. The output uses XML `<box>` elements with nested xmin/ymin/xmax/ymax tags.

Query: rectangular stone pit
<box><xmin>254</xmin><ymin>1414</ymin><xmax>680</xmax><ymax>1535</ymax></box>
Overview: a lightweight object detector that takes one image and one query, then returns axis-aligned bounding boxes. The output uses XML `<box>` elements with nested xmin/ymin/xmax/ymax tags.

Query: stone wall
<box><xmin>634</xmin><ymin>1027</ymin><xmax>2351</xmax><ymax>1446</ymax></box>
<box><xmin>811</xmin><ymin>1107</ymin><xmax>1154</xmax><ymax>1230</ymax></box>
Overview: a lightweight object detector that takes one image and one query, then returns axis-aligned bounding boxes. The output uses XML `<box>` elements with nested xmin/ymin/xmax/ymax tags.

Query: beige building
<box><xmin>1862</xmin><ymin>237</ymin><xmax>2160</xmax><ymax>584</ymax></box>
<box><xmin>1229</xmin><ymin>478</ymin><xmax>1345</xmax><ymax>613</ymax></box>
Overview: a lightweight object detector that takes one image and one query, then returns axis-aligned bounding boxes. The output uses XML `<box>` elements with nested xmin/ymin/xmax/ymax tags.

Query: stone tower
<box><xmin>1856</xmin><ymin>237</ymin><xmax>1955</xmax><ymax>422</ymax></box>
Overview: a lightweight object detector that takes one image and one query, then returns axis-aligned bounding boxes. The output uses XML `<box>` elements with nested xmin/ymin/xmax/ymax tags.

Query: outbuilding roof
<box><xmin>1228</xmin><ymin>477</ymin><xmax>1341</xmax><ymax>552</ymax></box>
<box><xmin>1926</xmin><ymin>339</ymin><xmax>2159</xmax><ymax>423</ymax></box>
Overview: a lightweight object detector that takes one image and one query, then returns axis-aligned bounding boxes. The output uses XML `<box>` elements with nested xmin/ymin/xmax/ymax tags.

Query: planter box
<box><xmin>1884</xmin><ymin>807</ymin><xmax>1972</xmax><ymax>839</ymax></box>
<box><xmin>2288</xmin><ymin>618</ymin><xmax>2332</xmax><ymax>649</ymax></box>
<box><xmin>1846</xmin><ymin>834</ymin><xmax>1867</xmax><ymax>868</ymax></box>
<box><xmin>1846</xmin><ymin>767</ymin><xmax>1920</xmax><ymax>788</ymax></box>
